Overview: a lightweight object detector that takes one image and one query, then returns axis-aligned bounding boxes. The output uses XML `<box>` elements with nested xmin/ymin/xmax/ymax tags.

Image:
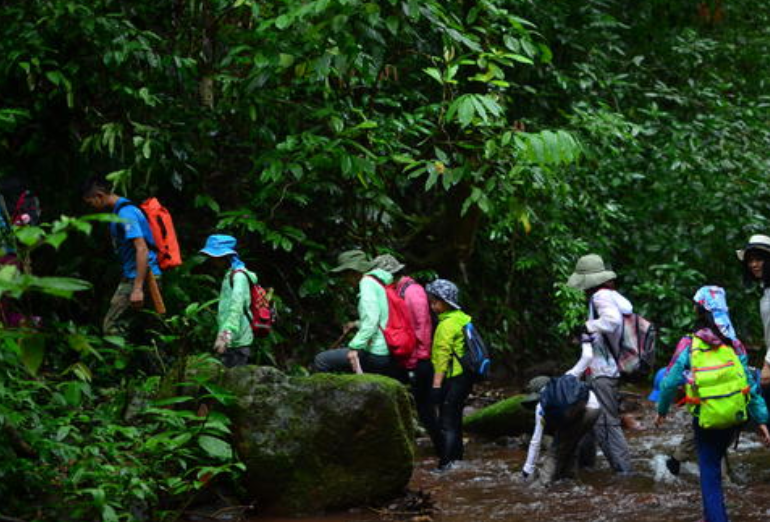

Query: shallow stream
<box><xmin>251</xmin><ymin>402</ymin><xmax>770</xmax><ymax>522</ymax></box>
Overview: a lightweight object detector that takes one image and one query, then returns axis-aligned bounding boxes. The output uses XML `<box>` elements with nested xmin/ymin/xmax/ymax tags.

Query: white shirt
<box><xmin>522</xmin><ymin>392</ymin><xmax>599</xmax><ymax>475</ymax></box>
<box><xmin>583</xmin><ymin>288</ymin><xmax>633</xmax><ymax>378</ymax></box>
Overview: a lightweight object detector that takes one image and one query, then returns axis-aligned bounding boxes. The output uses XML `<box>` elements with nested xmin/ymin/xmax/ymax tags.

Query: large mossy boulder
<box><xmin>463</xmin><ymin>395</ymin><xmax>534</xmax><ymax>438</ymax></box>
<box><xmin>220</xmin><ymin>366</ymin><xmax>416</xmax><ymax>515</ymax></box>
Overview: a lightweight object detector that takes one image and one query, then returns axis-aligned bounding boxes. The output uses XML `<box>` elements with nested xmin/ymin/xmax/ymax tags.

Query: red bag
<box><xmin>368</xmin><ymin>276</ymin><xmax>416</xmax><ymax>368</ymax></box>
<box><xmin>231</xmin><ymin>270</ymin><xmax>275</xmax><ymax>338</ymax></box>
<box><xmin>139</xmin><ymin>197</ymin><xmax>182</xmax><ymax>270</ymax></box>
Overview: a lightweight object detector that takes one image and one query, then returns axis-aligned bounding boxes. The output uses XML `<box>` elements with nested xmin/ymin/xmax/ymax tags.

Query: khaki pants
<box><xmin>103</xmin><ymin>278</ymin><xmax>135</xmax><ymax>336</ymax></box>
<box><xmin>103</xmin><ymin>277</ymin><xmax>160</xmax><ymax>338</ymax></box>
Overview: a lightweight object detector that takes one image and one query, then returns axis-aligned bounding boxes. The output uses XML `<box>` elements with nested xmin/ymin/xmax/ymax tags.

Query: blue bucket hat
<box><xmin>201</xmin><ymin>234</ymin><xmax>238</xmax><ymax>257</ymax></box>
<box><xmin>647</xmin><ymin>367</ymin><xmax>667</xmax><ymax>402</ymax></box>
<box><xmin>425</xmin><ymin>279</ymin><xmax>461</xmax><ymax>310</ymax></box>
<box><xmin>693</xmin><ymin>285</ymin><xmax>737</xmax><ymax>341</ymax></box>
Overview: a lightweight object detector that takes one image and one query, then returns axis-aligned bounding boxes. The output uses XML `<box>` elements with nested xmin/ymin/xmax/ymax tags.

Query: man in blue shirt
<box><xmin>82</xmin><ymin>177</ymin><xmax>160</xmax><ymax>336</ymax></box>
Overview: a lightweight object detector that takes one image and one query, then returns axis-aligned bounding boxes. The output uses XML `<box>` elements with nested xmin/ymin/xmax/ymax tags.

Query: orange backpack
<box><xmin>138</xmin><ymin>198</ymin><xmax>182</xmax><ymax>270</ymax></box>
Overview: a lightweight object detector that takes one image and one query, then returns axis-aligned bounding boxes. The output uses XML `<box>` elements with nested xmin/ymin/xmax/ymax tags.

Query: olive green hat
<box><xmin>566</xmin><ymin>254</ymin><xmax>617</xmax><ymax>291</ymax></box>
<box><xmin>330</xmin><ymin>249</ymin><xmax>373</xmax><ymax>273</ymax></box>
<box><xmin>521</xmin><ymin>375</ymin><xmax>551</xmax><ymax>405</ymax></box>
<box><xmin>736</xmin><ymin>234</ymin><xmax>770</xmax><ymax>262</ymax></box>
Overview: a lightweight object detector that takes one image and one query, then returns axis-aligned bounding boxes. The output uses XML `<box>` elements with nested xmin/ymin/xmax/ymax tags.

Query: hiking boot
<box><xmin>666</xmin><ymin>456</ymin><xmax>681</xmax><ymax>476</ymax></box>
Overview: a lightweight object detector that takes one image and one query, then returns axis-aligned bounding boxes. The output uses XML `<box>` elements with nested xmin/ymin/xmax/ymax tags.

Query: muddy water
<box><xmin>252</xmin><ymin>406</ymin><xmax>770</xmax><ymax>522</ymax></box>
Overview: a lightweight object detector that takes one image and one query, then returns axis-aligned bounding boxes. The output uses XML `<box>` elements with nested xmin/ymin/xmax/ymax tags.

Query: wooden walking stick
<box><xmin>146</xmin><ymin>272</ymin><xmax>166</xmax><ymax>315</ymax></box>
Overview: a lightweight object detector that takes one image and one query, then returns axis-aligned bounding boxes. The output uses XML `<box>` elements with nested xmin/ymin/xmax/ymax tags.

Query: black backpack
<box><xmin>452</xmin><ymin>322</ymin><xmax>492</xmax><ymax>382</ymax></box>
<box><xmin>539</xmin><ymin>375</ymin><xmax>589</xmax><ymax>428</ymax></box>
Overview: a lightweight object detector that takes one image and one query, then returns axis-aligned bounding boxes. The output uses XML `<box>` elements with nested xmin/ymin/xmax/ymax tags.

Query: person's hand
<box><xmin>429</xmin><ymin>387</ymin><xmax>443</xmax><ymax>405</ymax></box>
<box><xmin>580</xmin><ymin>332</ymin><xmax>596</xmax><ymax>344</ymax></box>
<box><xmin>213</xmin><ymin>331</ymin><xmax>231</xmax><ymax>354</ymax></box>
<box><xmin>130</xmin><ymin>287</ymin><xmax>145</xmax><ymax>309</ymax></box>
<box><xmin>654</xmin><ymin>414</ymin><xmax>666</xmax><ymax>428</ymax></box>
<box><xmin>758</xmin><ymin>424</ymin><xmax>770</xmax><ymax>447</ymax></box>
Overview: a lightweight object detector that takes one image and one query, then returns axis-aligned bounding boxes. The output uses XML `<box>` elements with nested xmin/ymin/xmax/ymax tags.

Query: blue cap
<box><xmin>648</xmin><ymin>367</ymin><xmax>667</xmax><ymax>402</ymax></box>
<box><xmin>201</xmin><ymin>234</ymin><xmax>238</xmax><ymax>257</ymax></box>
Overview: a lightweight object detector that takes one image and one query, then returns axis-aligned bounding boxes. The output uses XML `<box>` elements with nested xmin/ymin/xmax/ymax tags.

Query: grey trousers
<box><xmin>579</xmin><ymin>376</ymin><xmax>633</xmax><ymax>472</ymax></box>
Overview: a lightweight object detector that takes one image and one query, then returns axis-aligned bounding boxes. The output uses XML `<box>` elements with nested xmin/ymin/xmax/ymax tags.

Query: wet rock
<box><xmin>463</xmin><ymin>395</ymin><xmax>534</xmax><ymax>438</ymax></box>
<box><xmin>220</xmin><ymin>368</ymin><xmax>416</xmax><ymax>515</ymax></box>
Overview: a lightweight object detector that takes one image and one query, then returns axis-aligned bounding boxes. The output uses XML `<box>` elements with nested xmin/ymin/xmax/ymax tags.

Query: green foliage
<box><xmin>2</xmin><ymin>0</ymin><xmax>770</xmax><ymax>516</ymax></box>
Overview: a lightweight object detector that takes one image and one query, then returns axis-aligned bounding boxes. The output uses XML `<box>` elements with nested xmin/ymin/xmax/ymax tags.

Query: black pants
<box><xmin>221</xmin><ymin>346</ymin><xmax>251</xmax><ymax>368</ymax></box>
<box><xmin>438</xmin><ymin>372</ymin><xmax>473</xmax><ymax>466</ymax></box>
<box><xmin>313</xmin><ymin>348</ymin><xmax>395</xmax><ymax>377</ymax></box>
<box><xmin>412</xmin><ymin>359</ymin><xmax>442</xmax><ymax>457</ymax></box>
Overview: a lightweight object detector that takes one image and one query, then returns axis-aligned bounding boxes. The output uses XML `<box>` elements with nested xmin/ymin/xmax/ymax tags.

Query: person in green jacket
<box><xmin>426</xmin><ymin>278</ymin><xmax>473</xmax><ymax>470</ymax></box>
<box><xmin>201</xmin><ymin>234</ymin><xmax>258</xmax><ymax>368</ymax></box>
<box><xmin>314</xmin><ymin>250</ymin><xmax>396</xmax><ymax>376</ymax></box>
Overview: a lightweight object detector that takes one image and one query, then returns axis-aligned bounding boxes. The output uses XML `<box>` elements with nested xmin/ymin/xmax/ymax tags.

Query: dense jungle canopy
<box><xmin>1</xmin><ymin>0</ymin><xmax>770</xmax><ymax>519</ymax></box>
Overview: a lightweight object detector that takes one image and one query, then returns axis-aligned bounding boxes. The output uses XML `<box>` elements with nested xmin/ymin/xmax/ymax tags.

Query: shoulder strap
<box><xmin>228</xmin><ymin>268</ymin><xmax>252</xmax><ymax>286</ymax></box>
<box><xmin>366</xmin><ymin>274</ymin><xmax>387</xmax><ymax>288</ymax></box>
<box><xmin>398</xmin><ymin>280</ymin><xmax>415</xmax><ymax>299</ymax></box>
<box><xmin>113</xmin><ymin>199</ymin><xmax>157</xmax><ymax>249</ymax></box>
<box><xmin>229</xmin><ymin>269</ymin><xmax>254</xmax><ymax>319</ymax></box>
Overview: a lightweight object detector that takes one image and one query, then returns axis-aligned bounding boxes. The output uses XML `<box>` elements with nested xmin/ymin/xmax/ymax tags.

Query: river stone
<box><xmin>463</xmin><ymin>394</ymin><xmax>534</xmax><ymax>438</ymax></box>
<box><xmin>220</xmin><ymin>367</ymin><xmax>416</xmax><ymax>515</ymax></box>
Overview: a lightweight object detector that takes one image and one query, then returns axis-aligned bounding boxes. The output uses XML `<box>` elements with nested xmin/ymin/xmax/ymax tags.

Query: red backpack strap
<box><xmin>229</xmin><ymin>268</ymin><xmax>254</xmax><ymax>319</ymax></box>
<box><xmin>228</xmin><ymin>268</ymin><xmax>251</xmax><ymax>286</ymax></box>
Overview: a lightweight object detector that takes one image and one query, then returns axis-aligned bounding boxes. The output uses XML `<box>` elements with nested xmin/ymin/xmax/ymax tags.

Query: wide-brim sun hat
<box><xmin>200</xmin><ymin>234</ymin><xmax>238</xmax><ymax>257</ymax></box>
<box><xmin>566</xmin><ymin>254</ymin><xmax>617</xmax><ymax>291</ymax></box>
<box><xmin>425</xmin><ymin>279</ymin><xmax>461</xmax><ymax>310</ymax></box>
<box><xmin>736</xmin><ymin>234</ymin><xmax>770</xmax><ymax>262</ymax></box>
<box><xmin>330</xmin><ymin>249</ymin><xmax>373</xmax><ymax>273</ymax></box>
<box><xmin>372</xmin><ymin>253</ymin><xmax>405</xmax><ymax>274</ymax></box>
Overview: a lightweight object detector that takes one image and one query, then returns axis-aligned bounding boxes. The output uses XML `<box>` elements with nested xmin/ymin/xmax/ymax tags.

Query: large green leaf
<box><xmin>20</xmin><ymin>334</ymin><xmax>45</xmax><ymax>375</ymax></box>
<box><xmin>198</xmin><ymin>435</ymin><xmax>233</xmax><ymax>461</ymax></box>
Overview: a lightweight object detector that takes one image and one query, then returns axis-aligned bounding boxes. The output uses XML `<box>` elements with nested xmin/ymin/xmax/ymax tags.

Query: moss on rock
<box><xmin>463</xmin><ymin>394</ymin><xmax>534</xmax><ymax>438</ymax></box>
<box><xmin>220</xmin><ymin>369</ymin><xmax>416</xmax><ymax>515</ymax></box>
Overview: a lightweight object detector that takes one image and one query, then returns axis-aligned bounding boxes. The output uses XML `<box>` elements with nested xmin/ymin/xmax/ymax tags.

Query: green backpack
<box><xmin>685</xmin><ymin>336</ymin><xmax>750</xmax><ymax>429</ymax></box>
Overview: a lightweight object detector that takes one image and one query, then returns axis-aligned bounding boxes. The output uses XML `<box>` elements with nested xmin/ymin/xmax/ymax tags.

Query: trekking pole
<box><xmin>146</xmin><ymin>272</ymin><xmax>166</xmax><ymax>315</ymax></box>
<box><xmin>331</xmin><ymin>331</ymin><xmax>350</xmax><ymax>349</ymax></box>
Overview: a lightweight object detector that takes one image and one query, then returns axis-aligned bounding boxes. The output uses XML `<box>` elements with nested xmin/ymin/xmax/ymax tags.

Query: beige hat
<box><xmin>736</xmin><ymin>234</ymin><xmax>770</xmax><ymax>262</ymax></box>
<box><xmin>372</xmin><ymin>254</ymin><xmax>405</xmax><ymax>274</ymax></box>
<box><xmin>566</xmin><ymin>254</ymin><xmax>617</xmax><ymax>291</ymax></box>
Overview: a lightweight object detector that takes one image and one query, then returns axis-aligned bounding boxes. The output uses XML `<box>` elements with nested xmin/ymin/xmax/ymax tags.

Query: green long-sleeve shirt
<box><xmin>218</xmin><ymin>268</ymin><xmax>258</xmax><ymax>348</ymax></box>
<box><xmin>348</xmin><ymin>269</ymin><xmax>392</xmax><ymax>355</ymax></box>
<box><xmin>431</xmin><ymin>309</ymin><xmax>472</xmax><ymax>378</ymax></box>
